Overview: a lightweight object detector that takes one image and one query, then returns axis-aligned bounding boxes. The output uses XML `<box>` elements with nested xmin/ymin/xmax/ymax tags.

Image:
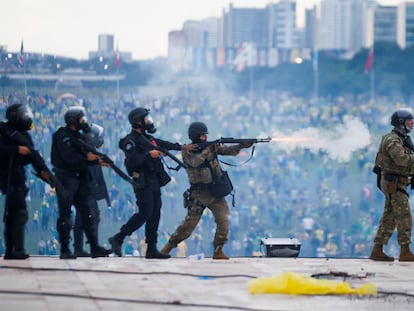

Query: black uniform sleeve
<box><xmin>155</xmin><ymin>138</ymin><xmax>182</xmax><ymax>151</ymax></box>
<box><xmin>0</xmin><ymin>123</ymin><xmax>20</xmax><ymax>157</ymax></box>
<box><xmin>24</xmin><ymin>133</ymin><xmax>49</xmax><ymax>174</ymax></box>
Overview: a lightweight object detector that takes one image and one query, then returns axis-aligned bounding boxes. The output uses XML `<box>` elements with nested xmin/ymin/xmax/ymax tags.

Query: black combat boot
<box><xmin>83</xmin><ymin>224</ymin><xmax>111</xmax><ymax>258</ymax></box>
<box><xmin>146</xmin><ymin>243</ymin><xmax>171</xmax><ymax>259</ymax></box>
<box><xmin>60</xmin><ymin>247</ymin><xmax>77</xmax><ymax>259</ymax></box>
<box><xmin>90</xmin><ymin>246</ymin><xmax>112</xmax><ymax>258</ymax></box>
<box><xmin>108</xmin><ymin>234</ymin><xmax>124</xmax><ymax>257</ymax></box>
<box><xmin>4</xmin><ymin>251</ymin><xmax>30</xmax><ymax>260</ymax></box>
<box><xmin>58</xmin><ymin>219</ymin><xmax>76</xmax><ymax>259</ymax></box>
<box><xmin>3</xmin><ymin>226</ymin><xmax>14</xmax><ymax>259</ymax></box>
<box><xmin>74</xmin><ymin>249</ymin><xmax>91</xmax><ymax>257</ymax></box>
<box><xmin>73</xmin><ymin>228</ymin><xmax>89</xmax><ymax>257</ymax></box>
<box><xmin>60</xmin><ymin>240</ymin><xmax>77</xmax><ymax>259</ymax></box>
<box><xmin>109</xmin><ymin>216</ymin><xmax>143</xmax><ymax>257</ymax></box>
<box><xmin>4</xmin><ymin>224</ymin><xmax>29</xmax><ymax>260</ymax></box>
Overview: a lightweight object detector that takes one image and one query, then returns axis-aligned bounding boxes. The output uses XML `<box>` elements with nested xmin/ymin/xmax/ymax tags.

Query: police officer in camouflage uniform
<box><xmin>370</xmin><ymin>109</ymin><xmax>414</xmax><ymax>262</ymax></box>
<box><xmin>160</xmin><ymin>122</ymin><xmax>253</xmax><ymax>260</ymax></box>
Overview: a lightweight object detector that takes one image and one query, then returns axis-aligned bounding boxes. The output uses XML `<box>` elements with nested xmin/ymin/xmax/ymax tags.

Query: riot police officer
<box><xmin>0</xmin><ymin>103</ymin><xmax>50</xmax><ymax>259</ymax></box>
<box><xmin>160</xmin><ymin>122</ymin><xmax>252</xmax><ymax>260</ymax></box>
<box><xmin>370</xmin><ymin>109</ymin><xmax>414</xmax><ymax>262</ymax></box>
<box><xmin>73</xmin><ymin>123</ymin><xmax>111</xmax><ymax>257</ymax></box>
<box><xmin>51</xmin><ymin>106</ymin><xmax>111</xmax><ymax>259</ymax></box>
<box><xmin>108</xmin><ymin>108</ymin><xmax>192</xmax><ymax>258</ymax></box>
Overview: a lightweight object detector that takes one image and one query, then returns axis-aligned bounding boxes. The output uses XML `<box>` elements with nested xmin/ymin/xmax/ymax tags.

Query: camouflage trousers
<box><xmin>374</xmin><ymin>179</ymin><xmax>412</xmax><ymax>245</ymax></box>
<box><xmin>168</xmin><ymin>189</ymin><xmax>230</xmax><ymax>249</ymax></box>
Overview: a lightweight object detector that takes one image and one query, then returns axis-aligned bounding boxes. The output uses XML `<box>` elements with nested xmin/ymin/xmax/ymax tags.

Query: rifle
<box><xmin>196</xmin><ymin>137</ymin><xmax>272</xmax><ymax>151</ymax></box>
<box><xmin>6</xmin><ymin>130</ymin><xmax>69</xmax><ymax>199</ymax></box>
<box><xmin>72</xmin><ymin>138</ymin><xmax>140</xmax><ymax>188</ymax></box>
<box><xmin>138</xmin><ymin>135</ymin><xmax>187</xmax><ymax>170</ymax></box>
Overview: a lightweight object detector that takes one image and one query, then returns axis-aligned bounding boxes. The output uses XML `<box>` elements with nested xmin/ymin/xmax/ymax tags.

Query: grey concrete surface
<box><xmin>0</xmin><ymin>256</ymin><xmax>413</xmax><ymax>311</ymax></box>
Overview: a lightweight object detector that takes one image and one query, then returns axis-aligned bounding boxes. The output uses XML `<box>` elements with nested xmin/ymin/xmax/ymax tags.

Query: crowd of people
<box><xmin>0</xmin><ymin>90</ymin><xmax>412</xmax><ymax>259</ymax></box>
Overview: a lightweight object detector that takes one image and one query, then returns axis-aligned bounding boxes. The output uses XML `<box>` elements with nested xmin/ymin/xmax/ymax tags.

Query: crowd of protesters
<box><xmin>0</xmin><ymin>90</ymin><xmax>411</xmax><ymax>258</ymax></box>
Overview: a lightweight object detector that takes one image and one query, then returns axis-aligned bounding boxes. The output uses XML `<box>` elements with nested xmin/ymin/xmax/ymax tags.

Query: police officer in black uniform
<box><xmin>51</xmin><ymin>106</ymin><xmax>111</xmax><ymax>259</ymax></box>
<box><xmin>0</xmin><ymin>104</ymin><xmax>50</xmax><ymax>259</ymax></box>
<box><xmin>73</xmin><ymin>123</ymin><xmax>111</xmax><ymax>257</ymax></box>
<box><xmin>108</xmin><ymin>107</ymin><xmax>193</xmax><ymax>258</ymax></box>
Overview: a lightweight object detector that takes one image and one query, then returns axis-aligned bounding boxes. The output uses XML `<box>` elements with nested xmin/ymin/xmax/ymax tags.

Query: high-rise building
<box><xmin>167</xmin><ymin>0</ymin><xmax>411</xmax><ymax>71</ymax></box>
<box><xmin>303</xmin><ymin>6</ymin><xmax>318</xmax><ymax>49</ymax></box>
<box><xmin>168</xmin><ymin>18</ymin><xmax>220</xmax><ymax>71</ymax></box>
<box><xmin>98</xmin><ymin>34</ymin><xmax>114</xmax><ymax>54</ymax></box>
<box><xmin>89</xmin><ymin>34</ymin><xmax>131</xmax><ymax>63</ymax></box>
<box><xmin>318</xmin><ymin>0</ymin><xmax>371</xmax><ymax>52</ymax></box>
<box><xmin>397</xmin><ymin>1</ymin><xmax>414</xmax><ymax>49</ymax></box>
<box><xmin>267</xmin><ymin>0</ymin><xmax>299</xmax><ymax>49</ymax></box>
<box><xmin>374</xmin><ymin>5</ymin><xmax>398</xmax><ymax>44</ymax></box>
<box><xmin>222</xmin><ymin>3</ymin><xmax>268</xmax><ymax>49</ymax></box>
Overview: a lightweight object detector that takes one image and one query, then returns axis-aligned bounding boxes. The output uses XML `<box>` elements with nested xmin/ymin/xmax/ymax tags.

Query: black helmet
<box><xmin>84</xmin><ymin>123</ymin><xmax>104</xmax><ymax>148</ymax></box>
<box><xmin>64</xmin><ymin>106</ymin><xmax>90</xmax><ymax>131</ymax></box>
<box><xmin>391</xmin><ymin>109</ymin><xmax>413</xmax><ymax>126</ymax></box>
<box><xmin>6</xmin><ymin>103</ymin><xmax>34</xmax><ymax>131</ymax></box>
<box><xmin>188</xmin><ymin>122</ymin><xmax>208</xmax><ymax>143</ymax></box>
<box><xmin>128</xmin><ymin>107</ymin><xmax>156</xmax><ymax>133</ymax></box>
<box><xmin>391</xmin><ymin>109</ymin><xmax>413</xmax><ymax>134</ymax></box>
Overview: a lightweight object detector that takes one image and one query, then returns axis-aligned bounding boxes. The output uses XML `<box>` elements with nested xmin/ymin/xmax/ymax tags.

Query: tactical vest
<box><xmin>375</xmin><ymin>131</ymin><xmax>414</xmax><ymax>177</ymax></box>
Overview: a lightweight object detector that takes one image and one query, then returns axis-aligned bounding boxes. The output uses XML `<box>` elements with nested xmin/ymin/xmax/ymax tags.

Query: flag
<box><xmin>18</xmin><ymin>40</ymin><xmax>25</xmax><ymax>66</ymax></box>
<box><xmin>364</xmin><ymin>48</ymin><xmax>373</xmax><ymax>73</ymax></box>
<box><xmin>233</xmin><ymin>43</ymin><xmax>249</xmax><ymax>72</ymax></box>
<box><xmin>216</xmin><ymin>47</ymin><xmax>225</xmax><ymax>67</ymax></box>
<box><xmin>115</xmin><ymin>44</ymin><xmax>120</xmax><ymax>69</ymax></box>
<box><xmin>234</xmin><ymin>51</ymin><xmax>246</xmax><ymax>72</ymax></box>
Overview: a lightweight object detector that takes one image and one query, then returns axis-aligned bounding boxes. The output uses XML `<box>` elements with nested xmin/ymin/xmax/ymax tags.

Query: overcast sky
<box><xmin>0</xmin><ymin>0</ymin><xmax>401</xmax><ymax>60</ymax></box>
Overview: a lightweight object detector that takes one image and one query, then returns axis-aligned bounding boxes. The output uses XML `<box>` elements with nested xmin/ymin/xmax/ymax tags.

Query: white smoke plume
<box><xmin>268</xmin><ymin>118</ymin><xmax>371</xmax><ymax>162</ymax></box>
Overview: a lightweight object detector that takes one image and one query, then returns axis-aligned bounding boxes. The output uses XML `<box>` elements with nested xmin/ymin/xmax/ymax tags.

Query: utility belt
<box><xmin>383</xmin><ymin>174</ymin><xmax>409</xmax><ymax>184</ymax></box>
<box><xmin>383</xmin><ymin>173</ymin><xmax>410</xmax><ymax>196</ymax></box>
<box><xmin>53</xmin><ymin>167</ymin><xmax>82</xmax><ymax>178</ymax></box>
<box><xmin>190</xmin><ymin>183</ymin><xmax>210</xmax><ymax>191</ymax></box>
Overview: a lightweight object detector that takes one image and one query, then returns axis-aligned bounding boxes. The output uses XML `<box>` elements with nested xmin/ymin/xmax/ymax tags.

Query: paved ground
<box><xmin>0</xmin><ymin>256</ymin><xmax>413</xmax><ymax>311</ymax></box>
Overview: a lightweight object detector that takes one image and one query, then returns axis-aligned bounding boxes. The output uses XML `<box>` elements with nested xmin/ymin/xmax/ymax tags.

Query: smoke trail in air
<box><xmin>268</xmin><ymin>118</ymin><xmax>371</xmax><ymax>162</ymax></box>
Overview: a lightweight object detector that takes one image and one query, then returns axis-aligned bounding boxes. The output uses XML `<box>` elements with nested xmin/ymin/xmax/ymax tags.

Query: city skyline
<box><xmin>1</xmin><ymin>0</ymin><xmax>402</xmax><ymax>61</ymax></box>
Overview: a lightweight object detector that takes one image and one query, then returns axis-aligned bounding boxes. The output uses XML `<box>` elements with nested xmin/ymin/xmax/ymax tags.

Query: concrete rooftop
<box><xmin>0</xmin><ymin>256</ymin><xmax>413</xmax><ymax>311</ymax></box>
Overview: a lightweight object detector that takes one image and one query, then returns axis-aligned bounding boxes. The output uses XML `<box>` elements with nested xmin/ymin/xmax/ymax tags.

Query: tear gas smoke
<box><xmin>269</xmin><ymin>118</ymin><xmax>371</xmax><ymax>162</ymax></box>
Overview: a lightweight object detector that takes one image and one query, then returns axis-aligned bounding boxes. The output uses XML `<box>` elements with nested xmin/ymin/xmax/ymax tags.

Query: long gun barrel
<box><xmin>197</xmin><ymin>137</ymin><xmax>272</xmax><ymax>150</ymax></box>
<box><xmin>7</xmin><ymin>130</ymin><xmax>69</xmax><ymax>199</ymax></box>
<box><xmin>72</xmin><ymin>138</ymin><xmax>140</xmax><ymax>188</ymax></box>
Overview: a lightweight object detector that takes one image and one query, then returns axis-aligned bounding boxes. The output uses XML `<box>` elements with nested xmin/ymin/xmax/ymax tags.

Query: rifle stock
<box><xmin>7</xmin><ymin>130</ymin><xmax>69</xmax><ymax>199</ymax></box>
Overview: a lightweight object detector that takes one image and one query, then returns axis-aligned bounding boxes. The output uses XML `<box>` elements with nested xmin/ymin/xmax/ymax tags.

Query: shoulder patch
<box><xmin>125</xmin><ymin>142</ymin><xmax>134</xmax><ymax>151</ymax></box>
<box><xmin>63</xmin><ymin>137</ymin><xmax>72</xmax><ymax>147</ymax></box>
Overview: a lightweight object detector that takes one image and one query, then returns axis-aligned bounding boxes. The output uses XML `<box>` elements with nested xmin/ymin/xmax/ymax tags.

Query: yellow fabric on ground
<box><xmin>248</xmin><ymin>272</ymin><xmax>377</xmax><ymax>296</ymax></box>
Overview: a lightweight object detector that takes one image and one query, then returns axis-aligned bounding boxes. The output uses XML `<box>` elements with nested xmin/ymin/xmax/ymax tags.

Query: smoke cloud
<box><xmin>268</xmin><ymin>118</ymin><xmax>371</xmax><ymax>162</ymax></box>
